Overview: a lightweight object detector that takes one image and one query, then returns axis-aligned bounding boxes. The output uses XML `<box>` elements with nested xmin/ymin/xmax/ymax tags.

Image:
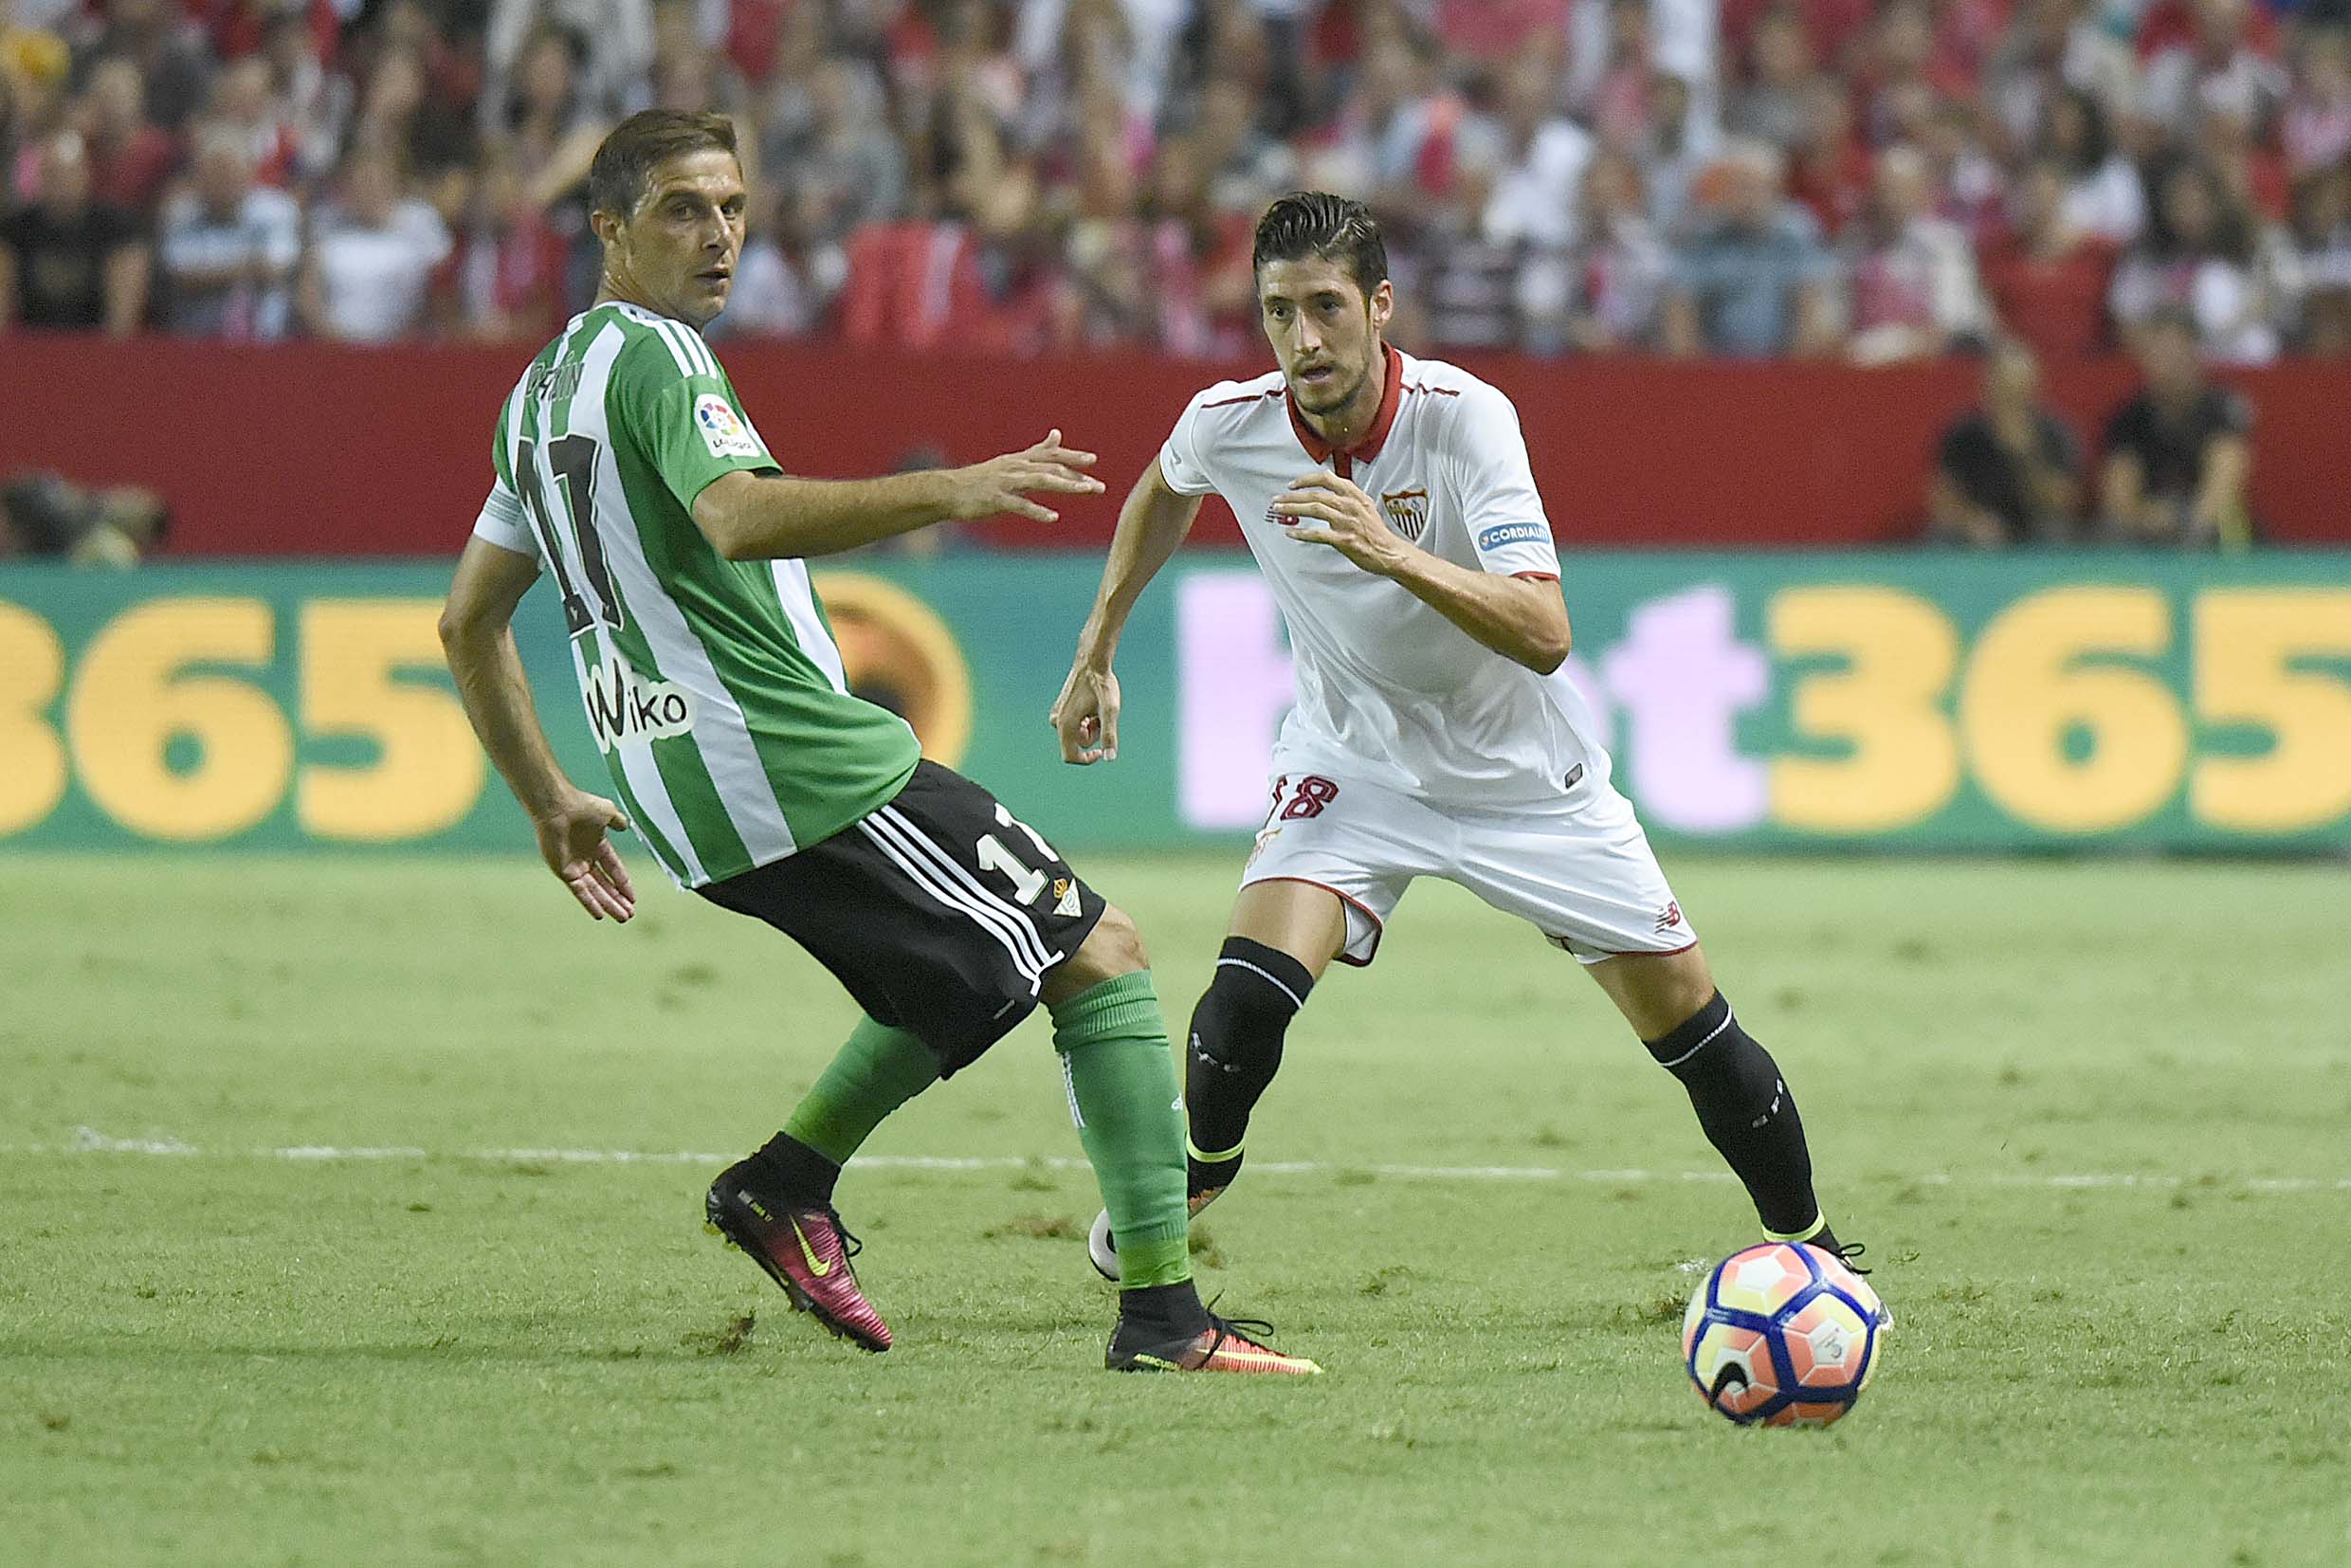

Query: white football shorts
<box><xmin>1238</xmin><ymin>768</ymin><xmax>1695</xmax><ymax>967</ymax></box>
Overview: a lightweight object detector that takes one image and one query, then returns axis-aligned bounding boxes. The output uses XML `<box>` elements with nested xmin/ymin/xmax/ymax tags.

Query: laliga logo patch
<box><xmin>1379</xmin><ymin>487</ymin><xmax>1430</xmax><ymax>540</ymax></box>
<box><xmin>585</xmin><ymin>657</ymin><xmax>699</xmax><ymax>753</ymax></box>
<box><xmin>695</xmin><ymin>393</ymin><xmax>762</xmax><ymax>459</ymax></box>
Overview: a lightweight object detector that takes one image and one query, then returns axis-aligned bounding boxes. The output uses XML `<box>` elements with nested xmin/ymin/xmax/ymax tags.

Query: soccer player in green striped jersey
<box><xmin>438</xmin><ymin>110</ymin><xmax>1318</xmax><ymax>1375</ymax></box>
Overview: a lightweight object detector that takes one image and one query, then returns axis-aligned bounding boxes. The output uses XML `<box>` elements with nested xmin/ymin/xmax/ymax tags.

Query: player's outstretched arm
<box><xmin>440</xmin><ymin>538</ymin><xmax>636</xmax><ymax>922</ymax></box>
<box><xmin>691</xmin><ymin>430</ymin><xmax>1104</xmax><ymax>560</ymax></box>
<box><xmin>1051</xmin><ymin>457</ymin><xmax>1203</xmax><ymax>764</ymax></box>
<box><xmin>1273</xmin><ymin>471</ymin><xmax>1573</xmax><ymax>674</ymax></box>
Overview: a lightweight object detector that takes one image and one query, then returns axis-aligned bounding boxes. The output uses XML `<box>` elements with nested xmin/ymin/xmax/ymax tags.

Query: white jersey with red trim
<box><xmin>1157</xmin><ymin>345</ymin><xmax>1609</xmax><ymax>804</ymax></box>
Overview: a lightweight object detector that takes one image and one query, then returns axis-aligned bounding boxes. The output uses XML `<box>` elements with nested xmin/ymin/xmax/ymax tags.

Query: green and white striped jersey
<box><xmin>471</xmin><ymin>301</ymin><xmax>920</xmax><ymax>888</ymax></box>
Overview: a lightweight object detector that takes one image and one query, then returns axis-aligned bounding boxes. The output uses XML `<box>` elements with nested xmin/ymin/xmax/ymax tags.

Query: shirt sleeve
<box><xmin>1447</xmin><ymin>380</ymin><xmax>1560</xmax><ymax>578</ymax></box>
<box><xmin>472</xmin><ymin>397</ymin><xmax>538</xmax><ymax>556</ymax></box>
<box><xmin>1156</xmin><ymin>392</ymin><xmax>1219</xmax><ymax>496</ymax></box>
<box><xmin>614</xmin><ymin>330</ymin><xmax>783</xmax><ymax>510</ymax></box>
<box><xmin>472</xmin><ymin>476</ymin><xmax>538</xmax><ymax>556</ymax></box>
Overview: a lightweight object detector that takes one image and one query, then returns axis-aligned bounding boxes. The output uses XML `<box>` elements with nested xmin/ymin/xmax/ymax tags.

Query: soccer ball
<box><xmin>1681</xmin><ymin>1242</ymin><xmax>1887</xmax><ymax>1427</ymax></box>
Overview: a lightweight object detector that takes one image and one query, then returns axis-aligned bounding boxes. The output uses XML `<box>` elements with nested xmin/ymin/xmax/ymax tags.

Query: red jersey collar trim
<box><xmin>1287</xmin><ymin>344</ymin><xmax>1404</xmax><ymax>465</ymax></box>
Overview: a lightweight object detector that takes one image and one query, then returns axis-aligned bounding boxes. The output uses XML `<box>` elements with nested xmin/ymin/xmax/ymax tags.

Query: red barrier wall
<box><xmin>3</xmin><ymin>334</ymin><xmax>2342</xmax><ymax>553</ymax></box>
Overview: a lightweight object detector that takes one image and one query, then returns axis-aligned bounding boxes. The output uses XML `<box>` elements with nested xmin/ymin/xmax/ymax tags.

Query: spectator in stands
<box><xmin>0</xmin><ymin>128</ymin><xmax>147</xmax><ymax>334</ymax></box>
<box><xmin>2032</xmin><ymin>84</ymin><xmax>2143</xmax><ymax>245</ymax></box>
<box><xmin>1920</xmin><ymin>94</ymin><xmax>2006</xmax><ymax>241</ymax></box>
<box><xmin>2283</xmin><ymin>27</ymin><xmax>2351</xmax><ymax>178</ymax></box>
<box><xmin>1189</xmin><ymin>73</ymin><xmax>1293</xmax><ymax>218</ymax></box>
<box><xmin>648</xmin><ymin>0</ymin><xmax>749</xmax><ymax>121</ymax></box>
<box><xmin>2141</xmin><ymin>0</ymin><xmax>2287</xmax><ymax>150</ymax></box>
<box><xmin>1303</xmin><ymin>25</ymin><xmax>1463</xmax><ymax>230</ymax></box>
<box><xmin>1128</xmin><ymin>132</ymin><xmax>1255</xmax><ymax>356</ymax></box>
<box><xmin>498</xmin><ymin>24</ymin><xmax>606</xmax><ymax>216</ymax></box>
<box><xmin>2285</xmin><ymin>164</ymin><xmax>2351</xmax><ymax>353</ymax></box>
<box><xmin>1924</xmin><ymin>338</ymin><xmax>2081</xmax><ymax>546</ymax></box>
<box><xmin>1663</xmin><ymin>137</ymin><xmax>1836</xmax><ymax>357</ymax></box>
<box><xmin>1472</xmin><ymin>47</ymin><xmax>1593</xmax><ymax>255</ymax></box>
<box><xmin>1979</xmin><ymin>157</ymin><xmax>2117</xmax><ymax>357</ymax></box>
<box><xmin>156</xmin><ymin>119</ymin><xmax>300</xmax><ymax>338</ymax></box>
<box><xmin>352</xmin><ymin>18</ymin><xmax>480</xmax><ymax>209</ymax></box>
<box><xmin>483</xmin><ymin>0</ymin><xmax>652</xmax><ymax>130</ymax></box>
<box><xmin>4</xmin><ymin>0</ymin><xmax>72</xmax><ymax>202</ymax></box>
<box><xmin>1842</xmin><ymin>142</ymin><xmax>1990</xmax><ymax>363</ymax></box>
<box><xmin>261</xmin><ymin>9</ymin><xmax>349</xmax><ymax>191</ymax></box>
<box><xmin>206</xmin><ymin>54</ymin><xmax>292</xmax><ymax>187</ymax></box>
<box><xmin>2097</xmin><ymin>306</ymin><xmax>2255</xmax><ymax>548</ymax></box>
<box><xmin>74</xmin><ymin>54</ymin><xmax>173</xmax><ymax>214</ymax></box>
<box><xmin>1722</xmin><ymin>5</ymin><xmax>1817</xmax><ymax>154</ymax></box>
<box><xmin>1633</xmin><ymin>73</ymin><xmax>1717</xmax><ymax>242</ymax></box>
<box><xmin>1786</xmin><ymin>72</ymin><xmax>1870</xmax><ymax>237</ymax></box>
<box><xmin>298</xmin><ymin>146</ymin><xmax>450</xmax><ymax>343</ymax></box>
<box><xmin>440</xmin><ymin>140</ymin><xmax>570</xmax><ymax>342</ymax></box>
<box><xmin>1984</xmin><ymin>0</ymin><xmax>2136</xmax><ymax>157</ymax></box>
<box><xmin>74</xmin><ymin>0</ymin><xmax>214</xmax><ymax>132</ymax></box>
<box><xmin>1576</xmin><ymin>0</ymin><xmax>1660</xmax><ymax>148</ymax></box>
<box><xmin>2110</xmin><ymin>157</ymin><xmax>2282</xmax><ymax>363</ymax></box>
<box><xmin>709</xmin><ymin>179</ymin><xmax>824</xmax><ymax>341</ymax></box>
<box><xmin>762</xmin><ymin>55</ymin><xmax>906</xmax><ymax>256</ymax></box>
<box><xmin>1566</xmin><ymin>144</ymin><xmax>1669</xmax><ymax>353</ymax></box>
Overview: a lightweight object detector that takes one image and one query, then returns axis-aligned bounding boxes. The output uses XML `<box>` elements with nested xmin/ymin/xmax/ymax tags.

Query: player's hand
<box><xmin>1049</xmin><ymin>662</ymin><xmax>1121</xmax><ymax>764</ymax></box>
<box><xmin>946</xmin><ymin>429</ymin><xmax>1105</xmax><ymax>523</ymax></box>
<box><xmin>533</xmin><ymin>789</ymin><xmax>637</xmax><ymax>922</ymax></box>
<box><xmin>1268</xmin><ymin>470</ymin><xmax>1408</xmax><ymax>575</ymax></box>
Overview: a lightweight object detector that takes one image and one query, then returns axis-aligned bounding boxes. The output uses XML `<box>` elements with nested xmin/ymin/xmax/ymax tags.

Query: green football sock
<box><xmin>1050</xmin><ymin>973</ymin><xmax>1193</xmax><ymax>1290</ymax></box>
<box><xmin>780</xmin><ymin>1014</ymin><xmax>940</xmax><ymax>1167</ymax></box>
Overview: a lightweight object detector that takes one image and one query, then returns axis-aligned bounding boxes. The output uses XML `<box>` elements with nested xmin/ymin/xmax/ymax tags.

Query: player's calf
<box><xmin>1645</xmin><ymin>989</ymin><xmax>1830</xmax><ymax>1244</ymax></box>
<box><xmin>1184</xmin><ymin>937</ymin><xmax>1316</xmax><ymax>1198</ymax></box>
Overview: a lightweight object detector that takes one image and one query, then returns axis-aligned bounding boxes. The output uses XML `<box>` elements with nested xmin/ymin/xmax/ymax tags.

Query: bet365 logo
<box><xmin>585</xmin><ymin>658</ymin><xmax>698</xmax><ymax>752</ymax></box>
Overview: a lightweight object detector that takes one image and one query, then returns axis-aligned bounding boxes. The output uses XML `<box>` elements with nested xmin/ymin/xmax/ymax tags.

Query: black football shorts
<box><xmin>697</xmin><ymin>760</ymin><xmax>1106</xmax><ymax>1076</ymax></box>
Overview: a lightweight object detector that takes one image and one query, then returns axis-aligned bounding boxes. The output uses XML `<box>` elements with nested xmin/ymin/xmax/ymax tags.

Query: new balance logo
<box><xmin>585</xmin><ymin>657</ymin><xmax>697</xmax><ymax>752</ymax></box>
<box><xmin>1654</xmin><ymin>901</ymin><xmax>1684</xmax><ymax>933</ymax></box>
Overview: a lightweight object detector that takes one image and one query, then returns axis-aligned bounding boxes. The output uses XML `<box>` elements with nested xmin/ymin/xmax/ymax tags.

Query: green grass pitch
<box><xmin>2</xmin><ymin>849</ymin><xmax>2346</xmax><ymax>1566</ymax></box>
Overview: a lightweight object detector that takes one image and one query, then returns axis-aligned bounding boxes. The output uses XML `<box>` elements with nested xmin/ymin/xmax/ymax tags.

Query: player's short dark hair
<box><xmin>1251</xmin><ymin>191</ymin><xmax>1389</xmax><ymax>298</ymax></box>
<box><xmin>588</xmin><ymin>109</ymin><xmax>739</xmax><ymax>220</ymax></box>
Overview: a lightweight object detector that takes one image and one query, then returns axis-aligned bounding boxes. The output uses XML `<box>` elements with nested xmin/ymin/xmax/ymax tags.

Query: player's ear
<box><xmin>589</xmin><ymin>207</ymin><xmax>623</xmax><ymax>250</ymax></box>
<box><xmin>1368</xmin><ymin>279</ymin><xmax>1394</xmax><ymax>332</ymax></box>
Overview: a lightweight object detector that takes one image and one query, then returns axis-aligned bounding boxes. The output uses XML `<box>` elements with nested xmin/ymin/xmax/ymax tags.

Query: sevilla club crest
<box><xmin>1380</xmin><ymin>488</ymin><xmax>1430</xmax><ymax>540</ymax></box>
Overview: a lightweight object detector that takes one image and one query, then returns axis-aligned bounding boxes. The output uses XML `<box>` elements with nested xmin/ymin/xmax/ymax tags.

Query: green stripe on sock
<box><xmin>1763</xmin><ymin>1213</ymin><xmax>1829</xmax><ymax>1245</ymax></box>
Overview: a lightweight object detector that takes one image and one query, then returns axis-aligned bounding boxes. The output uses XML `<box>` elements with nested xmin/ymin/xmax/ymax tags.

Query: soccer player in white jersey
<box><xmin>438</xmin><ymin>111</ymin><xmax>1317</xmax><ymax>1374</ymax></box>
<box><xmin>1054</xmin><ymin>192</ymin><xmax>1865</xmax><ymax>1280</ymax></box>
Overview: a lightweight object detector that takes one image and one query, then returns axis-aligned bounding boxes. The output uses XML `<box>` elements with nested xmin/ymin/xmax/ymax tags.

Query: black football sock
<box><xmin>1645</xmin><ymin>991</ymin><xmax>1824</xmax><ymax>1239</ymax></box>
<box><xmin>1183</xmin><ymin>938</ymin><xmax>1314</xmax><ymax>1195</ymax></box>
<box><xmin>745</xmin><ymin>1132</ymin><xmax>844</xmax><ymax>1208</ymax></box>
<box><xmin>1114</xmin><ymin>1279</ymin><xmax>1211</xmax><ymax>1346</ymax></box>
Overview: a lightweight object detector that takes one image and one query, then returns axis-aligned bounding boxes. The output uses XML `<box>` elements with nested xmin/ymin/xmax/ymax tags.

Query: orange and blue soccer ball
<box><xmin>1682</xmin><ymin>1242</ymin><xmax>1888</xmax><ymax>1428</ymax></box>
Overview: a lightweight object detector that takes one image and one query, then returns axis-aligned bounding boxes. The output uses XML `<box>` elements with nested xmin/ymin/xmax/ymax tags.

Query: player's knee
<box><xmin>1076</xmin><ymin>903</ymin><xmax>1150</xmax><ymax>977</ymax></box>
<box><xmin>1191</xmin><ymin>938</ymin><xmax>1315</xmax><ymax>1067</ymax></box>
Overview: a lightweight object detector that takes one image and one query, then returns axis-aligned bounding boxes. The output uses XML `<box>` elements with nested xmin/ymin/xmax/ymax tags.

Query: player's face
<box><xmin>601</xmin><ymin>150</ymin><xmax>747</xmax><ymax>329</ymax></box>
<box><xmin>1257</xmin><ymin>257</ymin><xmax>1394</xmax><ymax>420</ymax></box>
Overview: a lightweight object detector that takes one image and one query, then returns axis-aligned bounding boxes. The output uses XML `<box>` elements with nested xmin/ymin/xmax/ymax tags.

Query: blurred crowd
<box><xmin>4</xmin><ymin>0</ymin><xmax>2350</xmax><ymax>361</ymax></box>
